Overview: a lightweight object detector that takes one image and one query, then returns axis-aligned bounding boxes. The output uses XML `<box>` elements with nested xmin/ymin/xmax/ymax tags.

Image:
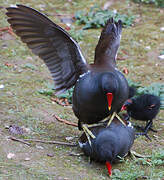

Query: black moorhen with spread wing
<box><xmin>79</xmin><ymin>117</ymin><xmax>135</xmax><ymax>176</ymax></box>
<box><xmin>123</xmin><ymin>94</ymin><xmax>161</xmax><ymax>140</ymax></box>
<box><xmin>6</xmin><ymin>5</ymin><xmax>129</xmax><ymax>138</ymax></box>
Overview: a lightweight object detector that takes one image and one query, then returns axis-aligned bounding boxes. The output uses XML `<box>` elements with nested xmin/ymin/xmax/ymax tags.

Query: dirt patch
<box><xmin>0</xmin><ymin>0</ymin><xmax>164</xmax><ymax>179</ymax></box>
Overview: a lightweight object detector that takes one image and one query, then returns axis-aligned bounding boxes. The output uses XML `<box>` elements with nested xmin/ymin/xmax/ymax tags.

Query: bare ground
<box><xmin>0</xmin><ymin>0</ymin><xmax>164</xmax><ymax>179</ymax></box>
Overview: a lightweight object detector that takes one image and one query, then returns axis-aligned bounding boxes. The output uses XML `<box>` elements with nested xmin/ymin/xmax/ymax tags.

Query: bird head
<box><xmin>96</xmin><ymin>133</ymin><xmax>115</xmax><ymax>177</ymax></box>
<box><xmin>121</xmin><ymin>99</ymin><xmax>133</xmax><ymax>111</ymax></box>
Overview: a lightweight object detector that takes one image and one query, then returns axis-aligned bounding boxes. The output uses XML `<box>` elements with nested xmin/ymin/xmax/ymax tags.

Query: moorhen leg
<box><xmin>136</xmin><ymin>119</ymin><xmax>157</xmax><ymax>133</ymax></box>
<box><xmin>106</xmin><ymin>93</ymin><xmax>126</xmax><ymax>127</ymax></box>
<box><xmin>82</xmin><ymin>124</ymin><xmax>96</xmax><ymax>146</ymax></box>
<box><xmin>107</xmin><ymin>112</ymin><xmax>126</xmax><ymax>127</ymax></box>
<box><xmin>78</xmin><ymin>121</ymin><xmax>96</xmax><ymax>146</ymax></box>
<box><xmin>136</xmin><ymin>120</ymin><xmax>154</xmax><ymax>140</ymax></box>
<box><xmin>136</xmin><ymin>131</ymin><xmax>151</xmax><ymax>140</ymax></box>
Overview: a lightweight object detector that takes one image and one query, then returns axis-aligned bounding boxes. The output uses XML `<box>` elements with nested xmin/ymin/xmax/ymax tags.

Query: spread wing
<box><xmin>94</xmin><ymin>18</ymin><xmax>122</xmax><ymax>65</ymax></box>
<box><xmin>6</xmin><ymin>4</ymin><xmax>88</xmax><ymax>94</ymax></box>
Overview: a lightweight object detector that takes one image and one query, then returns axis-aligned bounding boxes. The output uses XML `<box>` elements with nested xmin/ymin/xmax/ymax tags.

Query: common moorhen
<box><xmin>128</xmin><ymin>86</ymin><xmax>136</xmax><ymax>99</ymax></box>
<box><xmin>123</xmin><ymin>94</ymin><xmax>161</xmax><ymax>140</ymax></box>
<box><xmin>79</xmin><ymin>117</ymin><xmax>135</xmax><ymax>176</ymax></box>
<box><xmin>6</xmin><ymin>5</ymin><xmax>129</xmax><ymax>138</ymax></box>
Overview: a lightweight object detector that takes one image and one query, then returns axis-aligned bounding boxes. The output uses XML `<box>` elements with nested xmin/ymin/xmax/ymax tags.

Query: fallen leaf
<box><xmin>0</xmin><ymin>26</ymin><xmax>15</xmax><ymax>36</ymax></box>
<box><xmin>65</xmin><ymin>26</ymin><xmax>71</xmax><ymax>31</ymax></box>
<box><xmin>158</xmin><ymin>55</ymin><xmax>164</xmax><ymax>60</ymax></box>
<box><xmin>123</xmin><ymin>67</ymin><xmax>129</xmax><ymax>75</ymax></box>
<box><xmin>117</xmin><ymin>57</ymin><xmax>126</xmax><ymax>60</ymax></box>
<box><xmin>121</xmin><ymin>49</ymin><xmax>129</xmax><ymax>55</ymax></box>
<box><xmin>160</xmin><ymin>27</ymin><xmax>164</xmax><ymax>32</ymax></box>
<box><xmin>51</xmin><ymin>97</ymin><xmax>70</xmax><ymax>106</ymax></box>
<box><xmin>134</xmin><ymin>17</ymin><xmax>142</xmax><ymax>23</ymax></box>
<box><xmin>8</xmin><ymin>125</ymin><xmax>24</xmax><ymax>135</ymax></box>
<box><xmin>65</xmin><ymin>136</ymin><xmax>74</xmax><ymax>141</ymax></box>
<box><xmin>0</xmin><ymin>84</ymin><xmax>4</xmax><ymax>89</ymax></box>
<box><xmin>5</xmin><ymin>62</ymin><xmax>13</xmax><ymax>67</ymax></box>
<box><xmin>24</xmin><ymin>157</ymin><xmax>30</xmax><ymax>161</ymax></box>
<box><xmin>7</xmin><ymin>153</ymin><xmax>15</xmax><ymax>159</ymax></box>
<box><xmin>47</xmin><ymin>153</ymin><xmax>54</xmax><ymax>157</ymax></box>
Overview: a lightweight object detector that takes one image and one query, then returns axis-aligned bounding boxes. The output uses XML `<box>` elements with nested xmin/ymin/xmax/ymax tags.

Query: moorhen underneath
<box><xmin>6</xmin><ymin>5</ymin><xmax>129</xmax><ymax>138</ymax></box>
<box><xmin>79</xmin><ymin>117</ymin><xmax>135</xmax><ymax>176</ymax></box>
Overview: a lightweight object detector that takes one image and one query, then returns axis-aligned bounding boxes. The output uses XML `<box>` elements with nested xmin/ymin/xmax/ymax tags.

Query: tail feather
<box><xmin>94</xmin><ymin>18</ymin><xmax>122</xmax><ymax>65</ymax></box>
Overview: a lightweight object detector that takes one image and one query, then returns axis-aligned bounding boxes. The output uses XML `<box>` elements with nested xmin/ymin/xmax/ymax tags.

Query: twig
<box><xmin>51</xmin><ymin>97</ymin><xmax>70</xmax><ymax>106</ymax></box>
<box><xmin>53</xmin><ymin>114</ymin><xmax>78</xmax><ymax>127</ymax></box>
<box><xmin>24</xmin><ymin>138</ymin><xmax>77</xmax><ymax>147</ymax></box>
<box><xmin>0</xmin><ymin>26</ymin><xmax>15</xmax><ymax>36</ymax></box>
<box><xmin>9</xmin><ymin>136</ymin><xmax>31</xmax><ymax>146</ymax></box>
<box><xmin>0</xmin><ymin>27</ymin><xmax>10</xmax><ymax>31</ymax></box>
<box><xmin>117</xmin><ymin>57</ymin><xmax>126</xmax><ymax>60</ymax></box>
<box><xmin>69</xmin><ymin>152</ymin><xmax>84</xmax><ymax>156</ymax></box>
<box><xmin>10</xmin><ymin>136</ymin><xmax>77</xmax><ymax>147</ymax></box>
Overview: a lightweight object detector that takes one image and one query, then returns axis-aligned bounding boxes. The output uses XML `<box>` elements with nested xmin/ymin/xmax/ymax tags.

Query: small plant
<box><xmin>56</xmin><ymin>87</ymin><xmax>74</xmax><ymax>103</ymax></box>
<box><xmin>137</xmin><ymin>82</ymin><xmax>164</xmax><ymax>96</ymax></box>
<box><xmin>112</xmin><ymin>150</ymin><xmax>164</xmax><ymax>179</ymax></box>
<box><xmin>136</xmin><ymin>151</ymin><xmax>164</xmax><ymax>166</ymax></box>
<box><xmin>137</xmin><ymin>83</ymin><xmax>164</xmax><ymax>109</ymax></box>
<box><xmin>111</xmin><ymin>160</ymin><xmax>145</xmax><ymax>179</ymax></box>
<box><xmin>38</xmin><ymin>89</ymin><xmax>54</xmax><ymax>96</ymax></box>
<box><xmin>74</xmin><ymin>5</ymin><xmax>135</xmax><ymax>29</ymax></box>
<box><xmin>132</xmin><ymin>0</ymin><xmax>164</xmax><ymax>8</ymax></box>
<box><xmin>37</xmin><ymin>83</ymin><xmax>54</xmax><ymax>96</ymax></box>
<box><xmin>127</xmin><ymin>79</ymin><xmax>142</xmax><ymax>89</ymax></box>
<box><xmin>38</xmin><ymin>82</ymin><xmax>74</xmax><ymax>103</ymax></box>
<box><xmin>127</xmin><ymin>79</ymin><xmax>164</xmax><ymax>109</ymax></box>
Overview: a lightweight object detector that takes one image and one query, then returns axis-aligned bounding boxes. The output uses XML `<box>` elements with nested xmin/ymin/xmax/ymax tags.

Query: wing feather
<box><xmin>6</xmin><ymin>4</ymin><xmax>88</xmax><ymax>94</ymax></box>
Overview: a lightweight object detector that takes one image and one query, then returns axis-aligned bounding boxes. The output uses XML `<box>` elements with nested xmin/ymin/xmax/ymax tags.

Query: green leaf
<box><xmin>74</xmin><ymin>5</ymin><xmax>135</xmax><ymax>30</ymax></box>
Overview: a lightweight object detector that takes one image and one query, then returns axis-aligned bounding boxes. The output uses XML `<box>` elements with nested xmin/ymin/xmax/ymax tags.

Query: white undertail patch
<box><xmin>127</xmin><ymin>121</ymin><xmax>134</xmax><ymax>129</ymax></box>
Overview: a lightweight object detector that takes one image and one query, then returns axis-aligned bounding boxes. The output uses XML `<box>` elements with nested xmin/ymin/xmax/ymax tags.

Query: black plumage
<box><xmin>124</xmin><ymin>94</ymin><xmax>161</xmax><ymax>139</ymax></box>
<box><xmin>128</xmin><ymin>86</ymin><xmax>136</xmax><ymax>99</ymax></box>
<box><xmin>6</xmin><ymin>5</ymin><xmax>129</xmax><ymax>132</ymax></box>
<box><xmin>6</xmin><ymin>5</ymin><xmax>87</xmax><ymax>94</ymax></box>
<box><xmin>79</xmin><ymin>118</ymin><xmax>135</xmax><ymax>176</ymax></box>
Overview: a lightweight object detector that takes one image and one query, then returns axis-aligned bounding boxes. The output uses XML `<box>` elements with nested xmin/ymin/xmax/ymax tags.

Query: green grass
<box><xmin>111</xmin><ymin>149</ymin><xmax>164</xmax><ymax>179</ymax></box>
<box><xmin>0</xmin><ymin>0</ymin><xmax>164</xmax><ymax>179</ymax></box>
<box><xmin>132</xmin><ymin>0</ymin><xmax>164</xmax><ymax>8</ymax></box>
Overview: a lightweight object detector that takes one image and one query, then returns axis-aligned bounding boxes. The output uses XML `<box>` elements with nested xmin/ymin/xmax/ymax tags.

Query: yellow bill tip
<box><xmin>108</xmin><ymin>106</ymin><xmax>111</xmax><ymax>111</ymax></box>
